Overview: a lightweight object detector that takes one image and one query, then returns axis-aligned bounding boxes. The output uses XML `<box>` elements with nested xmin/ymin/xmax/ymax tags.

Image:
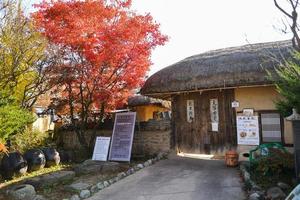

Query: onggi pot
<box><xmin>0</xmin><ymin>152</ymin><xmax>28</xmax><ymax>180</ymax></box>
<box><xmin>42</xmin><ymin>147</ymin><xmax>60</xmax><ymax>167</ymax></box>
<box><xmin>24</xmin><ymin>149</ymin><xmax>46</xmax><ymax>172</ymax></box>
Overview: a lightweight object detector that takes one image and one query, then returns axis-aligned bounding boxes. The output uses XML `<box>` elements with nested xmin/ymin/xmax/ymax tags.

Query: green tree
<box><xmin>273</xmin><ymin>0</ymin><xmax>300</xmax><ymax>116</ymax></box>
<box><xmin>0</xmin><ymin>1</ymin><xmax>54</xmax><ymax>150</ymax></box>
<box><xmin>0</xmin><ymin>0</ymin><xmax>53</xmax><ymax>109</ymax></box>
<box><xmin>272</xmin><ymin>52</ymin><xmax>300</xmax><ymax>116</ymax></box>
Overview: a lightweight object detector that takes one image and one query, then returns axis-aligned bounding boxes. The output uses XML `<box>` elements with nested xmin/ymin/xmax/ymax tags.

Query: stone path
<box><xmin>87</xmin><ymin>154</ymin><xmax>246</xmax><ymax>200</ymax></box>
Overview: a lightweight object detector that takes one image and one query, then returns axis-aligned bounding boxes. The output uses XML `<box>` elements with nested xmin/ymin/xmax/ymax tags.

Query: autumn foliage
<box><xmin>0</xmin><ymin>142</ymin><xmax>8</xmax><ymax>154</ymax></box>
<box><xmin>33</xmin><ymin>0</ymin><xmax>167</xmax><ymax>150</ymax></box>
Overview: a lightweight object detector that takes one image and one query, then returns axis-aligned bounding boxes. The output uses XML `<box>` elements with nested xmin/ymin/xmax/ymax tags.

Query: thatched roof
<box><xmin>127</xmin><ymin>95</ymin><xmax>171</xmax><ymax>109</ymax></box>
<box><xmin>141</xmin><ymin>40</ymin><xmax>293</xmax><ymax>98</ymax></box>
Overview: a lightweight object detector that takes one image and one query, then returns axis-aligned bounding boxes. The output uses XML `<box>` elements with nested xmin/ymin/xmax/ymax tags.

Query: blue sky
<box><xmin>25</xmin><ymin>0</ymin><xmax>292</xmax><ymax>75</ymax></box>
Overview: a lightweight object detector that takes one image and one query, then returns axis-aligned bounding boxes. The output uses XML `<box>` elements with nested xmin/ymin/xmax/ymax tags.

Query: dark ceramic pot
<box><xmin>24</xmin><ymin>149</ymin><xmax>46</xmax><ymax>172</ymax></box>
<box><xmin>42</xmin><ymin>147</ymin><xmax>60</xmax><ymax>167</ymax></box>
<box><xmin>0</xmin><ymin>152</ymin><xmax>28</xmax><ymax>180</ymax></box>
<box><xmin>58</xmin><ymin>150</ymin><xmax>74</xmax><ymax>163</ymax></box>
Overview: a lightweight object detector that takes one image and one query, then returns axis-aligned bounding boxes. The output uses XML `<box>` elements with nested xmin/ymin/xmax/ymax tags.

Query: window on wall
<box><xmin>260</xmin><ymin>113</ymin><xmax>283</xmax><ymax>143</ymax></box>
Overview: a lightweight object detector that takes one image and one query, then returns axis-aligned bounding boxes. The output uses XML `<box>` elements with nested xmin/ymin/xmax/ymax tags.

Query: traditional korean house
<box><xmin>140</xmin><ymin>40</ymin><xmax>294</xmax><ymax>156</ymax></box>
<box><xmin>127</xmin><ymin>95</ymin><xmax>171</xmax><ymax>122</ymax></box>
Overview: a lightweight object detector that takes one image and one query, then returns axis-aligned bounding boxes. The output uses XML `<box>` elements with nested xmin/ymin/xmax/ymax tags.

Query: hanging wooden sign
<box><xmin>187</xmin><ymin>100</ymin><xmax>195</xmax><ymax>123</ymax></box>
<box><xmin>210</xmin><ymin>98</ymin><xmax>219</xmax><ymax>131</ymax></box>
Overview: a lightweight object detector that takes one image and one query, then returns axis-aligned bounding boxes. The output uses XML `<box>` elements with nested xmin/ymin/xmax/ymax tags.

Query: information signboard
<box><xmin>237</xmin><ymin>116</ymin><xmax>260</xmax><ymax>145</ymax></box>
<box><xmin>109</xmin><ymin>112</ymin><xmax>136</xmax><ymax>162</ymax></box>
<box><xmin>92</xmin><ymin>137</ymin><xmax>111</xmax><ymax>161</ymax></box>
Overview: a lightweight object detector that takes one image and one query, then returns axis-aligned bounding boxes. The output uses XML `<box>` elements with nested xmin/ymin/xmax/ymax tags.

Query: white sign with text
<box><xmin>92</xmin><ymin>137</ymin><xmax>111</xmax><ymax>161</ymax></box>
<box><xmin>237</xmin><ymin>116</ymin><xmax>260</xmax><ymax>145</ymax></box>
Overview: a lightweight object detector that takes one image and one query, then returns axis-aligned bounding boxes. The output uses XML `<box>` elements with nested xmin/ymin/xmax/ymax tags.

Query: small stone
<box><xmin>144</xmin><ymin>161</ymin><xmax>150</xmax><ymax>167</ymax></box>
<box><xmin>157</xmin><ymin>152</ymin><xmax>164</xmax><ymax>160</ymax></box>
<box><xmin>137</xmin><ymin>164</ymin><xmax>144</xmax><ymax>169</ymax></box>
<box><xmin>90</xmin><ymin>185</ymin><xmax>98</xmax><ymax>193</ymax></box>
<box><xmin>7</xmin><ymin>184</ymin><xmax>36</xmax><ymax>200</ymax></box>
<box><xmin>103</xmin><ymin>181</ymin><xmax>110</xmax><ymax>187</ymax></box>
<box><xmin>117</xmin><ymin>172</ymin><xmax>126</xmax><ymax>179</ymax></box>
<box><xmin>67</xmin><ymin>182</ymin><xmax>91</xmax><ymax>193</ymax></box>
<box><xmin>70</xmin><ymin>194</ymin><xmax>80</xmax><ymax>200</ymax></box>
<box><xmin>80</xmin><ymin>189</ymin><xmax>91</xmax><ymax>199</ymax></box>
<box><xmin>147</xmin><ymin>159</ymin><xmax>152</xmax><ymax>165</ymax></box>
<box><xmin>243</xmin><ymin>171</ymin><xmax>250</xmax><ymax>182</ymax></box>
<box><xmin>267</xmin><ymin>187</ymin><xmax>286</xmax><ymax>200</ymax></box>
<box><xmin>121</xmin><ymin>172</ymin><xmax>127</xmax><ymax>177</ymax></box>
<box><xmin>114</xmin><ymin>176</ymin><xmax>120</xmax><ymax>182</ymax></box>
<box><xmin>251</xmin><ymin>184</ymin><xmax>262</xmax><ymax>192</ymax></box>
<box><xmin>96</xmin><ymin>182</ymin><xmax>104</xmax><ymax>190</ymax></box>
<box><xmin>277</xmin><ymin>182</ymin><xmax>290</xmax><ymax>190</ymax></box>
<box><xmin>249</xmin><ymin>192</ymin><xmax>260</xmax><ymax>200</ymax></box>
<box><xmin>33</xmin><ymin>195</ymin><xmax>47</xmax><ymax>200</ymax></box>
<box><xmin>108</xmin><ymin>179</ymin><xmax>115</xmax><ymax>184</ymax></box>
<box><xmin>126</xmin><ymin>168</ymin><xmax>134</xmax><ymax>175</ymax></box>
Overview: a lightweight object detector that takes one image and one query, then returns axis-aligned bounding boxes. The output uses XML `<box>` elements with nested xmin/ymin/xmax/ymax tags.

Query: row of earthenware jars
<box><xmin>0</xmin><ymin>147</ymin><xmax>60</xmax><ymax>180</ymax></box>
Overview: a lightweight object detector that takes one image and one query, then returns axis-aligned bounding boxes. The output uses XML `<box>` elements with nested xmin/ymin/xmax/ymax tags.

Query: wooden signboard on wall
<box><xmin>187</xmin><ymin>100</ymin><xmax>195</xmax><ymax>123</ymax></box>
<box><xmin>210</xmin><ymin>98</ymin><xmax>219</xmax><ymax>132</ymax></box>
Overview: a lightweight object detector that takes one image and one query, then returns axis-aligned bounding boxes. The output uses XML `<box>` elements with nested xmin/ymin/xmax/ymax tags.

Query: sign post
<box><xmin>109</xmin><ymin>112</ymin><xmax>136</xmax><ymax>162</ymax></box>
<box><xmin>92</xmin><ymin>137</ymin><xmax>111</xmax><ymax>161</ymax></box>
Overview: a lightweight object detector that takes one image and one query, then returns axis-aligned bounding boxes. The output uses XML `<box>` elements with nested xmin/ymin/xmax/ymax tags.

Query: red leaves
<box><xmin>33</xmin><ymin>0</ymin><xmax>167</xmax><ymax>113</ymax></box>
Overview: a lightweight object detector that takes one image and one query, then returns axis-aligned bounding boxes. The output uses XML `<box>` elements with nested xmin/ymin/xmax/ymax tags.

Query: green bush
<box><xmin>11</xmin><ymin>128</ymin><xmax>49</xmax><ymax>153</ymax></box>
<box><xmin>254</xmin><ymin>148</ymin><xmax>294</xmax><ymax>176</ymax></box>
<box><xmin>0</xmin><ymin>105</ymin><xmax>35</xmax><ymax>141</ymax></box>
<box><xmin>251</xmin><ymin>148</ymin><xmax>295</xmax><ymax>188</ymax></box>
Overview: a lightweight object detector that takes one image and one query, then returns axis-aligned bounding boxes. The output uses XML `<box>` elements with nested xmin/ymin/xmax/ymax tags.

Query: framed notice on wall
<box><xmin>109</xmin><ymin>112</ymin><xmax>136</xmax><ymax>162</ymax></box>
<box><xmin>237</xmin><ymin>116</ymin><xmax>260</xmax><ymax>145</ymax></box>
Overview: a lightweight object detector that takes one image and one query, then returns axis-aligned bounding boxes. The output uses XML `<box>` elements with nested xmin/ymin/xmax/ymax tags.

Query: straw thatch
<box><xmin>127</xmin><ymin>95</ymin><xmax>171</xmax><ymax>109</ymax></box>
<box><xmin>141</xmin><ymin>40</ymin><xmax>293</xmax><ymax>98</ymax></box>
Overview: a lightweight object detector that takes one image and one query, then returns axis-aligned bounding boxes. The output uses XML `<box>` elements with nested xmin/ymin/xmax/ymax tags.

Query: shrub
<box><xmin>251</xmin><ymin>148</ymin><xmax>295</xmax><ymax>188</ymax></box>
<box><xmin>0</xmin><ymin>105</ymin><xmax>35</xmax><ymax>141</ymax></box>
<box><xmin>254</xmin><ymin>148</ymin><xmax>294</xmax><ymax>176</ymax></box>
<box><xmin>11</xmin><ymin>128</ymin><xmax>48</xmax><ymax>153</ymax></box>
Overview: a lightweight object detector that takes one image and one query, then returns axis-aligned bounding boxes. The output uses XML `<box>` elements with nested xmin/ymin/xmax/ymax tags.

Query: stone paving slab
<box><xmin>24</xmin><ymin>171</ymin><xmax>75</xmax><ymax>188</ymax></box>
<box><xmin>66</xmin><ymin>182</ymin><xmax>92</xmax><ymax>193</ymax></box>
<box><xmin>74</xmin><ymin>160</ymin><xmax>119</xmax><ymax>175</ymax></box>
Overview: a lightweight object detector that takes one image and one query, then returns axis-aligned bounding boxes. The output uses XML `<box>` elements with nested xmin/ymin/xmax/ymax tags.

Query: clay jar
<box><xmin>24</xmin><ymin>149</ymin><xmax>46</xmax><ymax>172</ymax></box>
<box><xmin>0</xmin><ymin>152</ymin><xmax>28</xmax><ymax>179</ymax></box>
<box><xmin>42</xmin><ymin>147</ymin><xmax>60</xmax><ymax>167</ymax></box>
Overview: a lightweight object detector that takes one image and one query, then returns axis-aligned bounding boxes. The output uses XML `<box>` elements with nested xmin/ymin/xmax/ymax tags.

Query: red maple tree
<box><xmin>33</xmin><ymin>0</ymin><xmax>167</xmax><ymax>151</ymax></box>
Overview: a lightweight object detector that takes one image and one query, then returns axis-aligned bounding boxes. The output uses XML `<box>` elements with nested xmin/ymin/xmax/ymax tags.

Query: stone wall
<box><xmin>132</xmin><ymin>130</ymin><xmax>171</xmax><ymax>156</ymax></box>
<box><xmin>60</xmin><ymin>129</ymin><xmax>171</xmax><ymax>156</ymax></box>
